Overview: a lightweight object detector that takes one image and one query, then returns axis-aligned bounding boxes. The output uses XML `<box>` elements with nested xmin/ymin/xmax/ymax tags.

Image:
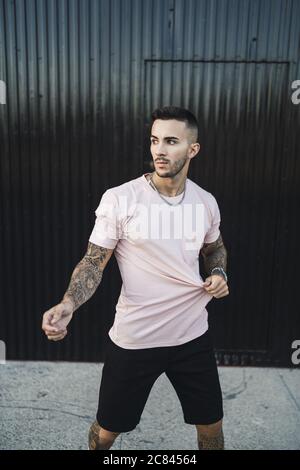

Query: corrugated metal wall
<box><xmin>0</xmin><ymin>0</ymin><xmax>299</xmax><ymax>365</ymax></box>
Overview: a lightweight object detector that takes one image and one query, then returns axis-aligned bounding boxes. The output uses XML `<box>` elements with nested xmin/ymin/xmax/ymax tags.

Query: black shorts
<box><xmin>96</xmin><ymin>329</ymin><xmax>223</xmax><ymax>433</ymax></box>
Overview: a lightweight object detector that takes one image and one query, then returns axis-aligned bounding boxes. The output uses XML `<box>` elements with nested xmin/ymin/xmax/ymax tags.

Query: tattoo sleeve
<box><xmin>200</xmin><ymin>233</ymin><xmax>227</xmax><ymax>276</ymax></box>
<box><xmin>62</xmin><ymin>242</ymin><xmax>114</xmax><ymax>311</ymax></box>
<box><xmin>198</xmin><ymin>428</ymin><xmax>225</xmax><ymax>450</ymax></box>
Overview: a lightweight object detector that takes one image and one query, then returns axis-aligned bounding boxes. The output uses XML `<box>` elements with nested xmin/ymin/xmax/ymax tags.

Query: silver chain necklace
<box><xmin>148</xmin><ymin>174</ymin><xmax>186</xmax><ymax>206</ymax></box>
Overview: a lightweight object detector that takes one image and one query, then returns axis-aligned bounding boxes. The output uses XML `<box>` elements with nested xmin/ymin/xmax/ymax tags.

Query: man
<box><xmin>42</xmin><ymin>106</ymin><xmax>229</xmax><ymax>450</ymax></box>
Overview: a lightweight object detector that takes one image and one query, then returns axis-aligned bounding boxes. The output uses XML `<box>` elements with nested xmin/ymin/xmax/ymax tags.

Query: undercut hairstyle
<box><xmin>151</xmin><ymin>106</ymin><xmax>199</xmax><ymax>143</ymax></box>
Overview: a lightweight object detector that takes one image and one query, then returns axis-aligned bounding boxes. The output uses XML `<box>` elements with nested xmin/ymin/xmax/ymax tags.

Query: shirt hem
<box><xmin>108</xmin><ymin>326</ymin><xmax>208</xmax><ymax>350</ymax></box>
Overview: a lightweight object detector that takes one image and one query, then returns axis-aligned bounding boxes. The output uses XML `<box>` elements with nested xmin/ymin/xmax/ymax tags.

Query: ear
<box><xmin>189</xmin><ymin>142</ymin><xmax>200</xmax><ymax>159</ymax></box>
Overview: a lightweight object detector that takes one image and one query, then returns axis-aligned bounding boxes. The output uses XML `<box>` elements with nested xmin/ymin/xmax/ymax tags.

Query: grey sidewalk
<box><xmin>0</xmin><ymin>361</ymin><xmax>299</xmax><ymax>450</ymax></box>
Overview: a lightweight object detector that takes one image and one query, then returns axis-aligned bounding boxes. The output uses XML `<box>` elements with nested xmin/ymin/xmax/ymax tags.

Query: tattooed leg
<box><xmin>88</xmin><ymin>420</ymin><xmax>120</xmax><ymax>450</ymax></box>
<box><xmin>196</xmin><ymin>420</ymin><xmax>224</xmax><ymax>450</ymax></box>
<box><xmin>197</xmin><ymin>427</ymin><xmax>224</xmax><ymax>450</ymax></box>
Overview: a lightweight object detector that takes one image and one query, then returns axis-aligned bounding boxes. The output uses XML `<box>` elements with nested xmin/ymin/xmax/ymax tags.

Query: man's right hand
<box><xmin>42</xmin><ymin>300</ymin><xmax>74</xmax><ymax>341</ymax></box>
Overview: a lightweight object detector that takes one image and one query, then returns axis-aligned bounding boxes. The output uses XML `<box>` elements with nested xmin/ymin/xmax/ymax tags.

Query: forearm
<box><xmin>202</xmin><ymin>245</ymin><xmax>227</xmax><ymax>276</ymax></box>
<box><xmin>200</xmin><ymin>234</ymin><xmax>229</xmax><ymax>297</ymax></box>
<box><xmin>201</xmin><ymin>234</ymin><xmax>227</xmax><ymax>277</ymax></box>
<box><xmin>61</xmin><ymin>257</ymin><xmax>103</xmax><ymax>312</ymax></box>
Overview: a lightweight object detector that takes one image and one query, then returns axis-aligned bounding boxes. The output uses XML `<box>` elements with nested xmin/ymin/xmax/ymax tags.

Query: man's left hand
<box><xmin>203</xmin><ymin>275</ymin><xmax>229</xmax><ymax>298</ymax></box>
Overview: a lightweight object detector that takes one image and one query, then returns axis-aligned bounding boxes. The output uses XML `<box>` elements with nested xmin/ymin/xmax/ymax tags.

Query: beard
<box><xmin>155</xmin><ymin>155</ymin><xmax>189</xmax><ymax>178</ymax></box>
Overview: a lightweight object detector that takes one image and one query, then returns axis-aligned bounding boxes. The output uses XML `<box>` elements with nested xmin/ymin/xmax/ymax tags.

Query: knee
<box><xmin>101</xmin><ymin>429</ymin><xmax>120</xmax><ymax>443</ymax></box>
<box><xmin>196</xmin><ymin>419</ymin><xmax>223</xmax><ymax>439</ymax></box>
<box><xmin>88</xmin><ymin>421</ymin><xmax>120</xmax><ymax>449</ymax></box>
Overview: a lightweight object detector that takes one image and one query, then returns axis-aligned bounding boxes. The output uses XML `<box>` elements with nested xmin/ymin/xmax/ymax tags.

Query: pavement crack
<box><xmin>279</xmin><ymin>374</ymin><xmax>300</xmax><ymax>413</ymax></box>
<box><xmin>223</xmin><ymin>369</ymin><xmax>248</xmax><ymax>400</ymax></box>
<box><xmin>0</xmin><ymin>404</ymin><xmax>92</xmax><ymax>421</ymax></box>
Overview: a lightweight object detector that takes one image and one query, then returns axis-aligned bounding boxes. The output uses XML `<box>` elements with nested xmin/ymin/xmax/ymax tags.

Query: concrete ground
<box><xmin>0</xmin><ymin>361</ymin><xmax>299</xmax><ymax>450</ymax></box>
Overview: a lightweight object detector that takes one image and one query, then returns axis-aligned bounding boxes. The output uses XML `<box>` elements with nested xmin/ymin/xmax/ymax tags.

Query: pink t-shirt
<box><xmin>88</xmin><ymin>174</ymin><xmax>221</xmax><ymax>349</ymax></box>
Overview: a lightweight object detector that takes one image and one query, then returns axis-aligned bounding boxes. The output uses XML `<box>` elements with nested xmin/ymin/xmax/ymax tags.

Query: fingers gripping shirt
<box><xmin>89</xmin><ymin>174</ymin><xmax>221</xmax><ymax>349</ymax></box>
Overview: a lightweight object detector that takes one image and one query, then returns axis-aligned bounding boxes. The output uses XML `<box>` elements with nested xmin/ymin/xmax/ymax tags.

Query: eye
<box><xmin>150</xmin><ymin>139</ymin><xmax>177</xmax><ymax>145</ymax></box>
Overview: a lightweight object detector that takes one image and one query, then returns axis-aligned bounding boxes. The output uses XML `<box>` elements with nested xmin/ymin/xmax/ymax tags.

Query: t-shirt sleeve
<box><xmin>203</xmin><ymin>196</ymin><xmax>221</xmax><ymax>244</ymax></box>
<box><xmin>88</xmin><ymin>190</ymin><xmax>121</xmax><ymax>249</ymax></box>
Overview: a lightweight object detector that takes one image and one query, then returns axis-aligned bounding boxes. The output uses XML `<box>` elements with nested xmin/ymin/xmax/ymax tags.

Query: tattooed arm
<box><xmin>201</xmin><ymin>233</ymin><xmax>227</xmax><ymax>275</ymax></box>
<box><xmin>62</xmin><ymin>242</ymin><xmax>114</xmax><ymax>311</ymax></box>
<box><xmin>42</xmin><ymin>242</ymin><xmax>114</xmax><ymax>341</ymax></box>
<box><xmin>201</xmin><ymin>233</ymin><xmax>229</xmax><ymax>299</ymax></box>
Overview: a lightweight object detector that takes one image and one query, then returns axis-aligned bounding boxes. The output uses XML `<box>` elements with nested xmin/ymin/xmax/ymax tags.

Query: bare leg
<box><xmin>196</xmin><ymin>419</ymin><xmax>224</xmax><ymax>450</ymax></box>
<box><xmin>88</xmin><ymin>420</ymin><xmax>120</xmax><ymax>450</ymax></box>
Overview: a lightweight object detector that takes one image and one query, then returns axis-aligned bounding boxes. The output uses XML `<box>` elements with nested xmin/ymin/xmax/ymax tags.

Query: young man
<box><xmin>42</xmin><ymin>106</ymin><xmax>229</xmax><ymax>450</ymax></box>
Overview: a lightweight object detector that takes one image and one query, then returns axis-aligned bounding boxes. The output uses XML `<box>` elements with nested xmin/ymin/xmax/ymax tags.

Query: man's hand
<box><xmin>41</xmin><ymin>243</ymin><xmax>114</xmax><ymax>342</ymax></box>
<box><xmin>203</xmin><ymin>274</ymin><xmax>229</xmax><ymax>299</ymax></box>
<box><xmin>42</xmin><ymin>300</ymin><xmax>74</xmax><ymax>341</ymax></box>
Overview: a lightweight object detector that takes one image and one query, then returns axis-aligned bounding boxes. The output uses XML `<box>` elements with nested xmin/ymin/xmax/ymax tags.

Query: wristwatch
<box><xmin>211</xmin><ymin>267</ymin><xmax>228</xmax><ymax>283</ymax></box>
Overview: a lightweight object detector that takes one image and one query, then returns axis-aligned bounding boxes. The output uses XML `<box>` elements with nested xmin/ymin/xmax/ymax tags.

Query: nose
<box><xmin>155</xmin><ymin>143</ymin><xmax>167</xmax><ymax>156</ymax></box>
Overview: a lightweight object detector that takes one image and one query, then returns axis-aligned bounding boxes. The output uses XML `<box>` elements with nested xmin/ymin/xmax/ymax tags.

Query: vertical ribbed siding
<box><xmin>0</xmin><ymin>0</ymin><xmax>299</xmax><ymax>365</ymax></box>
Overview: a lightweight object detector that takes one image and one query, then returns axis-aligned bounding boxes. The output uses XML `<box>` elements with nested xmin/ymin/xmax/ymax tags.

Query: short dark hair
<box><xmin>151</xmin><ymin>106</ymin><xmax>199</xmax><ymax>143</ymax></box>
